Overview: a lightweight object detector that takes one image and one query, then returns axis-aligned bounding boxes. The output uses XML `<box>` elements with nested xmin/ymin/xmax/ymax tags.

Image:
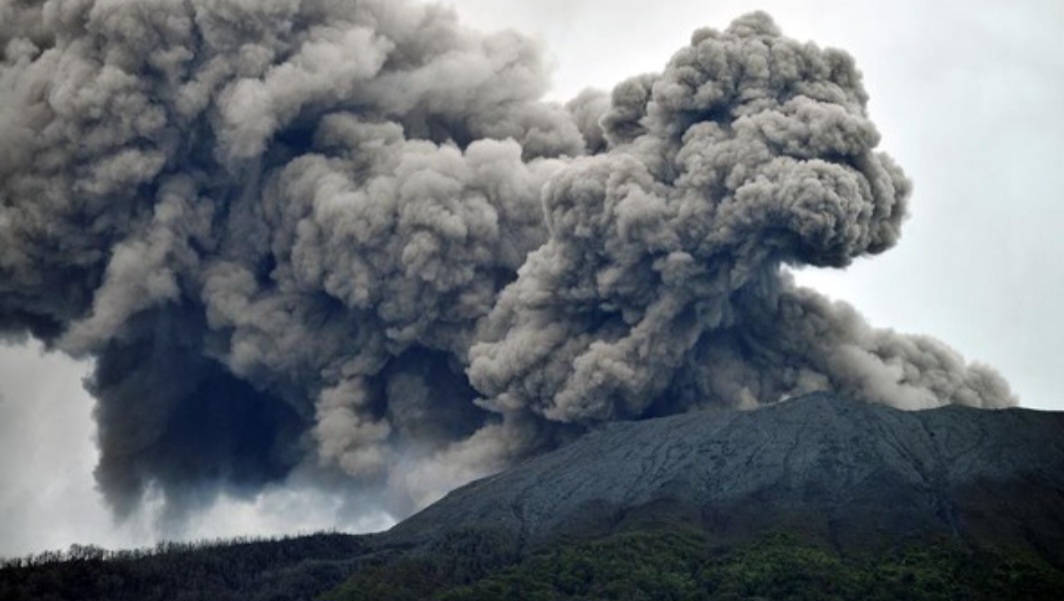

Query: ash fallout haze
<box><xmin>1</xmin><ymin>0</ymin><xmax>1060</xmax><ymax>557</ymax></box>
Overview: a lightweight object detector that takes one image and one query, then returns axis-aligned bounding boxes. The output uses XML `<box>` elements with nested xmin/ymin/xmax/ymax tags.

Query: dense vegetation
<box><xmin>327</xmin><ymin>526</ymin><xmax>1064</xmax><ymax>601</ymax></box>
<box><xmin>0</xmin><ymin>533</ymin><xmax>367</xmax><ymax>601</ymax></box>
<box><xmin>5</xmin><ymin>524</ymin><xmax>1063</xmax><ymax>600</ymax></box>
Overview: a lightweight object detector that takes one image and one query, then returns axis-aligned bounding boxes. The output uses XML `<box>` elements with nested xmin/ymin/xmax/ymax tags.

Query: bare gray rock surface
<box><xmin>389</xmin><ymin>393</ymin><xmax>1064</xmax><ymax>560</ymax></box>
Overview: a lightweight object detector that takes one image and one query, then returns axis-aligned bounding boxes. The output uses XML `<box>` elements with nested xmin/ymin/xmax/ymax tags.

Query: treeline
<box><xmin>2</xmin><ymin>533</ymin><xmax>343</xmax><ymax>569</ymax></box>
<box><xmin>9</xmin><ymin>523</ymin><xmax>1064</xmax><ymax>600</ymax></box>
<box><xmin>0</xmin><ymin>531</ymin><xmax>370</xmax><ymax>601</ymax></box>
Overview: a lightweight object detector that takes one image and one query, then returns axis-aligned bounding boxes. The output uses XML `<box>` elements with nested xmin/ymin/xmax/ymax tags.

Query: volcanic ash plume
<box><xmin>0</xmin><ymin>0</ymin><xmax>1015</xmax><ymax>520</ymax></box>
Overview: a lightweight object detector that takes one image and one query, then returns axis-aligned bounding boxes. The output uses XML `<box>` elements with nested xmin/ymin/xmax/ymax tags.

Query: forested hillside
<box><xmin>6</xmin><ymin>524</ymin><xmax>1063</xmax><ymax>601</ymax></box>
<box><xmin>0</xmin><ymin>533</ymin><xmax>367</xmax><ymax>601</ymax></box>
<box><xmin>329</xmin><ymin>525</ymin><xmax>1064</xmax><ymax>601</ymax></box>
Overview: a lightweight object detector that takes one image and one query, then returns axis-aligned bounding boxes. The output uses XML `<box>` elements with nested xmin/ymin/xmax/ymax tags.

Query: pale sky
<box><xmin>1</xmin><ymin>0</ymin><xmax>1061</xmax><ymax>557</ymax></box>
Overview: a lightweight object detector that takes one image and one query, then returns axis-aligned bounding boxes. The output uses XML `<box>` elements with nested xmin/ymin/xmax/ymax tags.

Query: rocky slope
<box><xmin>390</xmin><ymin>393</ymin><xmax>1064</xmax><ymax>562</ymax></box>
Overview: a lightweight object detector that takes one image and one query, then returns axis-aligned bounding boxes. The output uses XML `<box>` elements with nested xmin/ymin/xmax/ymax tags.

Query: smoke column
<box><xmin>0</xmin><ymin>0</ymin><xmax>1014</xmax><ymax>522</ymax></box>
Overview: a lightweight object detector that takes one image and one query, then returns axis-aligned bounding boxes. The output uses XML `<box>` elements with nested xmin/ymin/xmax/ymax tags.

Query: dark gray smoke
<box><xmin>0</xmin><ymin>0</ymin><xmax>1014</xmax><ymax>519</ymax></box>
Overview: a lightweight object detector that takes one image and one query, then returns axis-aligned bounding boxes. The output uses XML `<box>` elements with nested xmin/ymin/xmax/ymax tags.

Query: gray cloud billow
<box><xmin>0</xmin><ymin>0</ymin><xmax>1014</xmax><ymax>520</ymax></box>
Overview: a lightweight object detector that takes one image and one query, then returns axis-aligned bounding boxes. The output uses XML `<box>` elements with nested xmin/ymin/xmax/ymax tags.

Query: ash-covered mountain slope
<box><xmin>390</xmin><ymin>393</ymin><xmax>1064</xmax><ymax>562</ymax></box>
<box><xmin>6</xmin><ymin>393</ymin><xmax>1064</xmax><ymax>601</ymax></box>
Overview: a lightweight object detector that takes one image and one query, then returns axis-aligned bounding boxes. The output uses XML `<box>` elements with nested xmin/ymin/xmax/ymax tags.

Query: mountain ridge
<box><xmin>5</xmin><ymin>392</ymin><xmax>1064</xmax><ymax>600</ymax></box>
<box><xmin>390</xmin><ymin>392</ymin><xmax>1064</xmax><ymax>562</ymax></box>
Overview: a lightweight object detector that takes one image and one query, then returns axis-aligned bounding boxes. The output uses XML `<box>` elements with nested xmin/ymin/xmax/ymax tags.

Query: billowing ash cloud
<box><xmin>0</xmin><ymin>0</ymin><xmax>1014</xmax><ymax>521</ymax></box>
